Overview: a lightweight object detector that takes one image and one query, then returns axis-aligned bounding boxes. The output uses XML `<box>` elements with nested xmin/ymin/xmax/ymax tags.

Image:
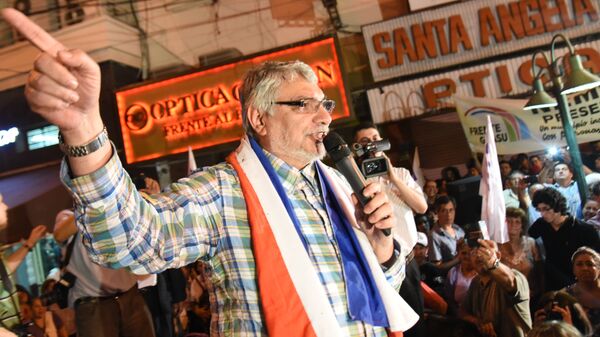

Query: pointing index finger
<box><xmin>1</xmin><ymin>8</ymin><xmax>65</xmax><ymax>57</ymax></box>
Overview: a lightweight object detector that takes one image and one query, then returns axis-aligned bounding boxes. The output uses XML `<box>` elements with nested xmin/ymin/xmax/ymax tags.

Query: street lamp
<box><xmin>524</xmin><ymin>33</ymin><xmax>600</xmax><ymax>206</ymax></box>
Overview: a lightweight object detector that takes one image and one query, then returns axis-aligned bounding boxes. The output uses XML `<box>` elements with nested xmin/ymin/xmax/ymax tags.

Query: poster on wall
<box><xmin>455</xmin><ymin>90</ymin><xmax>600</xmax><ymax>154</ymax></box>
<box><xmin>116</xmin><ymin>37</ymin><xmax>351</xmax><ymax>164</ymax></box>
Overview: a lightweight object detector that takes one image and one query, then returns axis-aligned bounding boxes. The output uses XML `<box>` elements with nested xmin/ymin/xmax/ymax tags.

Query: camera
<box><xmin>464</xmin><ymin>222</ymin><xmax>484</xmax><ymax>248</ymax></box>
<box><xmin>352</xmin><ymin>140</ymin><xmax>391</xmax><ymax>179</ymax></box>
<box><xmin>523</xmin><ymin>175</ymin><xmax>538</xmax><ymax>184</ymax></box>
<box><xmin>133</xmin><ymin>173</ymin><xmax>147</xmax><ymax>190</ymax></box>
<box><xmin>546</xmin><ymin>147</ymin><xmax>564</xmax><ymax>162</ymax></box>
<box><xmin>40</xmin><ymin>272</ymin><xmax>76</xmax><ymax>309</ymax></box>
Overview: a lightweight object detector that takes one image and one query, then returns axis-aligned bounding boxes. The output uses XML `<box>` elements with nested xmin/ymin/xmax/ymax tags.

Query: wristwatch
<box><xmin>487</xmin><ymin>258</ymin><xmax>501</xmax><ymax>271</ymax></box>
<box><xmin>382</xmin><ymin>240</ymin><xmax>402</xmax><ymax>269</ymax></box>
<box><xmin>58</xmin><ymin>127</ymin><xmax>109</xmax><ymax>157</ymax></box>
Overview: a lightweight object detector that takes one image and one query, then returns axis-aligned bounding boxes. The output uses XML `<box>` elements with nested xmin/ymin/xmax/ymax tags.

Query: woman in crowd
<box><xmin>533</xmin><ymin>291</ymin><xmax>592</xmax><ymax>337</ymax></box>
<box><xmin>441</xmin><ymin>166</ymin><xmax>461</xmax><ymax>183</ymax></box>
<box><xmin>582</xmin><ymin>200</ymin><xmax>599</xmax><ymax>223</ymax></box>
<box><xmin>40</xmin><ymin>279</ymin><xmax>76</xmax><ymax>337</ymax></box>
<box><xmin>27</xmin><ymin>297</ymin><xmax>67</xmax><ymax>337</ymax></box>
<box><xmin>499</xmin><ymin>207</ymin><xmax>543</xmax><ymax>302</ymax></box>
<box><xmin>444</xmin><ymin>239</ymin><xmax>477</xmax><ymax>316</ymax></box>
<box><xmin>15</xmin><ymin>285</ymin><xmax>32</xmax><ymax>324</ymax></box>
<box><xmin>562</xmin><ymin>247</ymin><xmax>600</xmax><ymax>336</ymax></box>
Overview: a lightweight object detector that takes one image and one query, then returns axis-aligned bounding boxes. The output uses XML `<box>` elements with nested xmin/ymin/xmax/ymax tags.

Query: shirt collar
<box><xmin>560</xmin><ymin>216</ymin><xmax>575</xmax><ymax>229</ymax></box>
<box><xmin>262</xmin><ymin>149</ymin><xmax>318</xmax><ymax>194</ymax></box>
<box><xmin>554</xmin><ymin>180</ymin><xmax>576</xmax><ymax>188</ymax></box>
<box><xmin>436</xmin><ymin>224</ymin><xmax>458</xmax><ymax>236</ymax></box>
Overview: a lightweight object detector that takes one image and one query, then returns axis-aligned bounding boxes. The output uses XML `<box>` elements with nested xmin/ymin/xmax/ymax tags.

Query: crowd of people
<box><xmin>0</xmin><ymin>8</ymin><xmax>599</xmax><ymax>337</ymax></box>
<box><xmin>10</xmin><ymin>247</ymin><xmax>213</xmax><ymax>337</ymax></box>
<box><xmin>409</xmin><ymin>148</ymin><xmax>600</xmax><ymax>337</ymax></box>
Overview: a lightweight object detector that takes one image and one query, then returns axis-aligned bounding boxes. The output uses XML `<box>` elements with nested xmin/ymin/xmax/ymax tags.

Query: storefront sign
<box><xmin>455</xmin><ymin>90</ymin><xmax>600</xmax><ymax>154</ymax></box>
<box><xmin>367</xmin><ymin>39</ymin><xmax>600</xmax><ymax>123</ymax></box>
<box><xmin>363</xmin><ymin>0</ymin><xmax>600</xmax><ymax>82</ymax></box>
<box><xmin>0</xmin><ymin>127</ymin><xmax>19</xmax><ymax>147</ymax></box>
<box><xmin>116</xmin><ymin>37</ymin><xmax>350</xmax><ymax>164</ymax></box>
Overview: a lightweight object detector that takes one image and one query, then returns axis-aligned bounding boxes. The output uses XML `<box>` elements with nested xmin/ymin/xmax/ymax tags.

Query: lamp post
<box><xmin>524</xmin><ymin>34</ymin><xmax>600</xmax><ymax>206</ymax></box>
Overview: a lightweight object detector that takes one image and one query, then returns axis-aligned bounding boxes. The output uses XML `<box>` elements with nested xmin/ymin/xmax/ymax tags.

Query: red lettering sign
<box><xmin>116</xmin><ymin>37</ymin><xmax>350</xmax><ymax>164</ymax></box>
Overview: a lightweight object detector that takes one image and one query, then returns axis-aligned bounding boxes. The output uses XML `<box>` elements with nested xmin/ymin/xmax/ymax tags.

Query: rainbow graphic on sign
<box><xmin>465</xmin><ymin>106</ymin><xmax>532</xmax><ymax>141</ymax></box>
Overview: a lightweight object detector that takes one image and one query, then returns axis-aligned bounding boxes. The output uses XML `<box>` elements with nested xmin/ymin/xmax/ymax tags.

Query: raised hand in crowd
<box><xmin>5</xmin><ymin>225</ymin><xmax>47</xmax><ymax>273</ymax></box>
<box><xmin>139</xmin><ymin>177</ymin><xmax>161</xmax><ymax>195</ymax></box>
<box><xmin>26</xmin><ymin>225</ymin><xmax>47</xmax><ymax>246</ymax></box>
<box><xmin>533</xmin><ymin>304</ymin><xmax>574</xmax><ymax>326</ymax></box>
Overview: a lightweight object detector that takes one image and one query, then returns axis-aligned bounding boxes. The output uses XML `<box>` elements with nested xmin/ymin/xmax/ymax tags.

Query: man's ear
<box><xmin>247</xmin><ymin>107</ymin><xmax>267</xmax><ymax>136</ymax></box>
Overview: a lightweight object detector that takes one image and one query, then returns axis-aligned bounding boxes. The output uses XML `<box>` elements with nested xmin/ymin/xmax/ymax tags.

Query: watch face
<box><xmin>488</xmin><ymin>259</ymin><xmax>500</xmax><ymax>270</ymax></box>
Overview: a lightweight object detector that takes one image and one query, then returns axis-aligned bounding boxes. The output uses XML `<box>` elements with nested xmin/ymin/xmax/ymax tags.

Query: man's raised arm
<box><xmin>2</xmin><ymin>8</ymin><xmax>110</xmax><ymax>176</ymax></box>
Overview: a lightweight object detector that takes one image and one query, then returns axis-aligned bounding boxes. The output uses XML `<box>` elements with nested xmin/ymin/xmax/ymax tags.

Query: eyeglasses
<box><xmin>273</xmin><ymin>97</ymin><xmax>336</xmax><ymax>114</ymax></box>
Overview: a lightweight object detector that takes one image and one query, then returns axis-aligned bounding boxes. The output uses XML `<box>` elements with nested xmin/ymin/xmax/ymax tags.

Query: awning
<box><xmin>0</xmin><ymin>163</ymin><xmax>73</xmax><ymax>243</ymax></box>
<box><xmin>0</xmin><ymin>164</ymin><xmax>63</xmax><ymax>209</ymax></box>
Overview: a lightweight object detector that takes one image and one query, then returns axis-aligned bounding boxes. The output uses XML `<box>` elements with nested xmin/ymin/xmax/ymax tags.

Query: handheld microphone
<box><xmin>323</xmin><ymin>132</ymin><xmax>391</xmax><ymax>236</ymax></box>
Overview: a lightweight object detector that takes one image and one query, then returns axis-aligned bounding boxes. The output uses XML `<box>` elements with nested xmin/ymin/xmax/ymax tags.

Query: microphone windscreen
<box><xmin>324</xmin><ymin>132</ymin><xmax>351</xmax><ymax>161</ymax></box>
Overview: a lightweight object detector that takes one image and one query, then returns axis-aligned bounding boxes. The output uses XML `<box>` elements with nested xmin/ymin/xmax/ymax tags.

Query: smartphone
<box><xmin>523</xmin><ymin>175</ymin><xmax>538</xmax><ymax>184</ymax></box>
<box><xmin>464</xmin><ymin>222</ymin><xmax>484</xmax><ymax>248</ymax></box>
<box><xmin>545</xmin><ymin>301</ymin><xmax>563</xmax><ymax>321</ymax></box>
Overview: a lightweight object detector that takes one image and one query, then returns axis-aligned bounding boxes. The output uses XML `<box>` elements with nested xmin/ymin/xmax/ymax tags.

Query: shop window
<box><xmin>27</xmin><ymin>125</ymin><xmax>59</xmax><ymax>150</ymax></box>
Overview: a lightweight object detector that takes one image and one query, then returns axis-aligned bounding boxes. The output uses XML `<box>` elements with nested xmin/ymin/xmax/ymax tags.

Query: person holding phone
<box><xmin>459</xmin><ymin>240</ymin><xmax>532</xmax><ymax>337</ymax></box>
<box><xmin>532</xmin><ymin>291</ymin><xmax>592</xmax><ymax>336</ymax></box>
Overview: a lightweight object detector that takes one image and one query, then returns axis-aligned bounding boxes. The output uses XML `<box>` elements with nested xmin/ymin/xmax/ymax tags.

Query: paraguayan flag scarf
<box><xmin>226</xmin><ymin>137</ymin><xmax>418</xmax><ymax>336</ymax></box>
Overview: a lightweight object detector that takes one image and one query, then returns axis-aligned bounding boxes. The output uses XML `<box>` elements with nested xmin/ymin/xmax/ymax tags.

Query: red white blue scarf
<box><xmin>226</xmin><ymin>137</ymin><xmax>417</xmax><ymax>336</ymax></box>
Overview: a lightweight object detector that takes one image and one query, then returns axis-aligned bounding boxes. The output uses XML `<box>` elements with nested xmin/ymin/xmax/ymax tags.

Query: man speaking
<box><xmin>3</xmin><ymin>8</ymin><xmax>417</xmax><ymax>336</ymax></box>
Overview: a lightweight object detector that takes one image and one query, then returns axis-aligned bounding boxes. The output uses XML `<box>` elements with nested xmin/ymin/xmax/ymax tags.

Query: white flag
<box><xmin>412</xmin><ymin>147</ymin><xmax>425</xmax><ymax>188</ymax></box>
<box><xmin>187</xmin><ymin>146</ymin><xmax>198</xmax><ymax>176</ymax></box>
<box><xmin>479</xmin><ymin>116</ymin><xmax>508</xmax><ymax>244</ymax></box>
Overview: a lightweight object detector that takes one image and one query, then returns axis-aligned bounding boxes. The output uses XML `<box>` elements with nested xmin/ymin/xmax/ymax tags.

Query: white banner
<box><xmin>454</xmin><ymin>90</ymin><xmax>600</xmax><ymax>155</ymax></box>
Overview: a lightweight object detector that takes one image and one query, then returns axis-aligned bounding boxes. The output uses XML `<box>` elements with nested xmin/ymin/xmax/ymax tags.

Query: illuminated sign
<box><xmin>116</xmin><ymin>37</ymin><xmax>350</xmax><ymax>164</ymax></box>
<box><xmin>26</xmin><ymin>125</ymin><xmax>59</xmax><ymax>150</ymax></box>
<box><xmin>0</xmin><ymin>127</ymin><xmax>19</xmax><ymax>147</ymax></box>
<box><xmin>366</xmin><ymin>41</ymin><xmax>600</xmax><ymax>123</ymax></box>
<box><xmin>363</xmin><ymin>0</ymin><xmax>600</xmax><ymax>82</ymax></box>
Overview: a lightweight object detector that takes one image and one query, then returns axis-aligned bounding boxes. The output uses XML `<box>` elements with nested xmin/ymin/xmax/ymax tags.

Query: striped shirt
<box><xmin>61</xmin><ymin>147</ymin><xmax>404</xmax><ymax>336</ymax></box>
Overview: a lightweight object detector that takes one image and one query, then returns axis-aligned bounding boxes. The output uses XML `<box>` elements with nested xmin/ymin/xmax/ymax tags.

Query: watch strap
<box><xmin>382</xmin><ymin>240</ymin><xmax>402</xmax><ymax>269</ymax></box>
<box><xmin>58</xmin><ymin>127</ymin><xmax>108</xmax><ymax>157</ymax></box>
<box><xmin>487</xmin><ymin>258</ymin><xmax>501</xmax><ymax>271</ymax></box>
